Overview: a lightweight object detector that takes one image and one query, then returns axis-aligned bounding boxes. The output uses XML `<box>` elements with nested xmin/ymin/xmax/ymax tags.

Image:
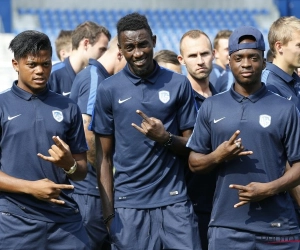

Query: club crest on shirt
<box><xmin>52</xmin><ymin>110</ymin><xmax>63</xmax><ymax>122</ymax></box>
<box><xmin>158</xmin><ymin>90</ymin><xmax>170</xmax><ymax>103</ymax></box>
<box><xmin>259</xmin><ymin>114</ymin><xmax>271</xmax><ymax>128</ymax></box>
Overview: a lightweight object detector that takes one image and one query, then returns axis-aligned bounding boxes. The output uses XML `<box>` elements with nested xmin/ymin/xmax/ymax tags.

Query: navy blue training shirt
<box><xmin>187</xmin><ymin>84</ymin><xmax>300</xmax><ymax>235</ymax></box>
<box><xmin>209</xmin><ymin>63</ymin><xmax>225</xmax><ymax>87</ymax></box>
<box><xmin>48</xmin><ymin>57</ymin><xmax>76</xmax><ymax>96</ymax></box>
<box><xmin>185</xmin><ymin>83</ymin><xmax>218</xmax><ymax>214</ymax></box>
<box><xmin>91</xmin><ymin>62</ymin><xmax>196</xmax><ymax>209</ymax></box>
<box><xmin>262</xmin><ymin>62</ymin><xmax>300</xmax><ymax>110</ymax></box>
<box><xmin>70</xmin><ymin>59</ymin><xmax>110</xmax><ymax>196</ymax></box>
<box><xmin>0</xmin><ymin>82</ymin><xmax>88</xmax><ymax>222</ymax></box>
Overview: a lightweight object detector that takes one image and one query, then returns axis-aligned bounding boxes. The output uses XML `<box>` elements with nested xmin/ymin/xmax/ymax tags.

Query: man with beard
<box><xmin>178</xmin><ymin>29</ymin><xmax>217</xmax><ymax>250</ymax></box>
<box><xmin>90</xmin><ymin>12</ymin><xmax>201</xmax><ymax>250</ymax></box>
<box><xmin>188</xmin><ymin>26</ymin><xmax>300</xmax><ymax>250</ymax></box>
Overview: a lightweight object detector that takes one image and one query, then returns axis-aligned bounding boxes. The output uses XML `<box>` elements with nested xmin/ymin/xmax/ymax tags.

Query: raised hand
<box><xmin>131</xmin><ymin>110</ymin><xmax>169</xmax><ymax>143</ymax></box>
<box><xmin>214</xmin><ymin>130</ymin><xmax>253</xmax><ymax>163</ymax></box>
<box><xmin>37</xmin><ymin>136</ymin><xmax>74</xmax><ymax>170</ymax></box>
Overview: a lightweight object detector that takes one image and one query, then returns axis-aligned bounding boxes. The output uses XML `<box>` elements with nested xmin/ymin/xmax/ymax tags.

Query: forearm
<box><xmin>188</xmin><ymin>150</ymin><xmax>220</xmax><ymax>173</ymax></box>
<box><xmin>0</xmin><ymin>171</ymin><xmax>32</xmax><ymax>194</ymax></box>
<box><xmin>98</xmin><ymin>158</ymin><xmax>114</xmax><ymax>219</ymax></box>
<box><xmin>82</xmin><ymin>114</ymin><xmax>96</xmax><ymax>166</ymax></box>
<box><xmin>267</xmin><ymin>161</ymin><xmax>300</xmax><ymax>196</ymax></box>
<box><xmin>159</xmin><ymin>129</ymin><xmax>193</xmax><ymax>157</ymax></box>
<box><xmin>66</xmin><ymin>154</ymin><xmax>87</xmax><ymax>181</ymax></box>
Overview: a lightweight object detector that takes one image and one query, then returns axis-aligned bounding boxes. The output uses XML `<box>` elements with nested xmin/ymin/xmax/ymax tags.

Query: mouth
<box><xmin>33</xmin><ymin>78</ymin><xmax>46</xmax><ymax>84</ymax></box>
<box><xmin>134</xmin><ymin>58</ymin><xmax>146</xmax><ymax>66</ymax></box>
<box><xmin>241</xmin><ymin>72</ymin><xmax>253</xmax><ymax>77</ymax></box>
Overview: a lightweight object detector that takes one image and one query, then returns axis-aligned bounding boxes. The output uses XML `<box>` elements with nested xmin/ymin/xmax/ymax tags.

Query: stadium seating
<box><xmin>16</xmin><ymin>8</ymin><xmax>270</xmax><ymax>61</ymax></box>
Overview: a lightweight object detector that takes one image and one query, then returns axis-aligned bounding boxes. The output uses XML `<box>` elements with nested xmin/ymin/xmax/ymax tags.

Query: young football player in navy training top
<box><xmin>90</xmin><ymin>12</ymin><xmax>201</xmax><ymax>250</ymax></box>
<box><xmin>0</xmin><ymin>30</ymin><xmax>90</xmax><ymax>249</ymax></box>
<box><xmin>188</xmin><ymin>26</ymin><xmax>300</xmax><ymax>250</ymax></box>
<box><xmin>69</xmin><ymin>36</ymin><xmax>126</xmax><ymax>250</ymax></box>
<box><xmin>262</xmin><ymin>16</ymin><xmax>300</xmax><ymax>111</ymax></box>
<box><xmin>49</xmin><ymin>21</ymin><xmax>111</xmax><ymax>97</ymax></box>
<box><xmin>178</xmin><ymin>29</ymin><xmax>218</xmax><ymax>250</ymax></box>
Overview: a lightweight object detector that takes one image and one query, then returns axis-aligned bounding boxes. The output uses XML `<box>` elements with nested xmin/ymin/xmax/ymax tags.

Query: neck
<box><xmin>272</xmin><ymin>57</ymin><xmax>295</xmax><ymax>76</ymax></box>
<box><xmin>234</xmin><ymin>82</ymin><xmax>262</xmax><ymax>97</ymax></box>
<box><xmin>214</xmin><ymin>60</ymin><xmax>226</xmax><ymax>70</ymax></box>
<box><xmin>188</xmin><ymin>75</ymin><xmax>212</xmax><ymax>98</ymax></box>
<box><xmin>69</xmin><ymin>51</ymin><xmax>87</xmax><ymax>74</ymax></box>
<box><xmin>98</xmin><ymin>52</ymin><xmax>113</xmax><ymax>75</ymax></box>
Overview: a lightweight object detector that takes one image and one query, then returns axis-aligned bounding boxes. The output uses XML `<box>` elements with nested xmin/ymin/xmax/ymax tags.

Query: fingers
<box><xmin>238</xmin><ymin>150</ymin><xmax>253</xmax><ymax>156</ymax></box>
<box><xmin>55</xmin><ymin>184</ymin><xmax>74</xmax><ymax>190</ymax></box>
<box><xmin>49</xmin><ymin>198</ymin><xmax>65</xmax><ymax>205</ymax></box>
<box><xmin>131</xmin><ymin>123</ymin><xmax>145</xmax><ymax>134</ymax></box>
<box><xmin>233</xmin><ymin>201</ymin><xmax>248</xmax><ymax>208</ymax></box>
<box><xmin>229</xmin><ymin>184</ymin><xmax>249</xmax><ymax>191</ymax></box>
<box><xmin>228</xmin><ymin>130</ymin><xmax>240</xmax><ymax>145</ymax></box>
<box><xmin>37</xmin><ymin>153</ymin><xmax>54</xmax><ymax>162</ymax></box>
<box><xmin>136</xmin><ymin>110</ymin><xmax>154</xmax><ymax>124</ymax></box>
<box><xmin>52</xmin><ymin>136</ymin><xmax>68</xmax><ymax>151</ymax></box>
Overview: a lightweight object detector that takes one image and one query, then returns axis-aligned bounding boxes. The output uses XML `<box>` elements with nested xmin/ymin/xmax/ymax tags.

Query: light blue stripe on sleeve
<box><xmin>86</xmin><ymin>66</ymin><xmax>98</xmax><ymax>116</ymax></box>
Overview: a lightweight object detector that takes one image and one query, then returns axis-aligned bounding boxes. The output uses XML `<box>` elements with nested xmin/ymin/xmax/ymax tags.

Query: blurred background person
<box><xmin>154</xmin><ymin>49</ymin><xmax>182</xmax><ymax>73</ymax></box>
<box><xmin>55</xmin><ymin>29</ymin><xmax>73</xmax><ymax>62</ymax></box>
<box><xmin>48</xmin><ymin>21</ymin><xmax>111</xmax><ymax>97</ymax></box>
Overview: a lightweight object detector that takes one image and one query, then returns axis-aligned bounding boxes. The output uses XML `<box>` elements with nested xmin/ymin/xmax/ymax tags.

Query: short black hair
<box><xmin>117</xmin><ymin>12</ymin><xmax>153</xmax><ymax>42</ymax></box>
<box><xmin>9</xmin><ymin>30</ymin><xmax>52</xmax><ymax>61</ymax></box>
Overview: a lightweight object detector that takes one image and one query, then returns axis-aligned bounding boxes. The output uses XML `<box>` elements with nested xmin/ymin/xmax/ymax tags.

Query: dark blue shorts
<box><xmin>208</xmin><ymin>227</ymin><xmax>300</xmax><ymax>250</ymax></box>
<box><xmin>0</xmin><ymin>212</ymin><xmax>90</xmax><ymax>250</ymax></box>
<box><xmin>73</xmin><ymin>194</ymin><xmax>109</xmax><ymax>250</ymax></box>
<box><xmin>109</xmin><ymin>200</ymin><xmax>201</xmax><ymax>250</ymax></box>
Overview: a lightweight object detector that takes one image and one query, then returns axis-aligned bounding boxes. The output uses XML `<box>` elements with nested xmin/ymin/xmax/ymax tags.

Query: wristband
<box><xmin>163</xmin><ymin>132</ymin><xmax>173</xmax><ymax>147</ymax></box>
<box><xmin>63</xmin><ymin>159</ymin><xmax>77</xmax><ymax>175</ymax></box>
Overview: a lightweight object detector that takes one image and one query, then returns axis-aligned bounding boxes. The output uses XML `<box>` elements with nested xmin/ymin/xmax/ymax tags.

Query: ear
<box><xmin>152</xmin><ymin>35</ymin><xmax>156</xmax><ymax>48</ymax></box>
<box><xmin>213</xmin><ymin>48</ymin><xmax>218</xmax><ymax>59</ymax></box>
<box><xmin>263</xmin><ymin>58</ymin><xmax>266</xmax><ymax>70</ymax></box>
<box><xmin>177</xmin><ymin>54</ymin><xmax>185</xmax><ymax>65</ymax></box>
<box><xmin>83</xmin><ymin>38</ymin><xmax>89</xmax><ymax>49</ymax></box>
<box><xmin>274</xmin><ymin>41</ymin><xmax>283</xmax><ymax>54</ymax></box>
<box><xmin>12</xmin><ymin>59</ymin><xmax>19</xmax><ymax>73</ymax></box>
<box><xmin>117</xmin><ymin>51</ymin><xmax>123</xmax><ymax>61</ymax></box>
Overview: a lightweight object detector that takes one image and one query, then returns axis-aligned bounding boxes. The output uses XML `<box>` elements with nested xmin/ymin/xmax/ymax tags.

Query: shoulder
<box><xmin>51</xmin><ymin>61</ymin><xmax>66</xmax><ymax>73</ymax></box>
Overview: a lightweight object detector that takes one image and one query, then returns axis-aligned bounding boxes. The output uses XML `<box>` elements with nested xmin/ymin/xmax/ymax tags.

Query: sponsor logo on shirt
<box><xmin>213</xmin><ymin>117</ymin><xmax>226</xmax><ymax>123</ymax></box>
<box><xmin>8</xmin><ymin>114</ymin><xmax>21</xmax><ymax>120</ymax></box>
<box><xmin>62</xmin><ymin>92</ymin><xmax>71</xmax><ymax>96</ymax></box>
<box><xmin>118</xmin><ymin>97</ymin><xmax>132</xmax><ymax>104</ymax></box>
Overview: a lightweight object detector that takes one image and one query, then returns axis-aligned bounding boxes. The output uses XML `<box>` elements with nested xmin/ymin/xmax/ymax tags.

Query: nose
<box><xmin>35</xmin><ymin>65</ymin><xmax>44</xmax><ymax>74</ymax></box>
<box><xmin>197</xmin><ymin>55</ymin><xmax>204</xmax><ymax>64</ymax></box>
<box><xmin>241</xmin><ymin>58</ymin><xmax>251</xmax><ymax>68</ymax></box>
<box><xmin>133</xmin><ymin>47</ymin><xmax>143</xmax><ymax>58</ymax></box>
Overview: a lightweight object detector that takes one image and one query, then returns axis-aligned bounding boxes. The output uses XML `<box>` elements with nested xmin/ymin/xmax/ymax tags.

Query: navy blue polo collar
<box><xmin>194</xmin><ymin>82</ymin><xmax>218</xmax><ymax>101</ymax></box>
<box><xmin>266</xmin><ymin>62</ymin><xmax>297</xmax><ymax>85</ymax></box>
<box><xmin>123</xmin><ymin>60</ymin><xmax>160</xmax><ymax>85</ymax></box>
<box><xmin>12</xmin><ymin>80</ymin><xmax>49</xmax><ymax>101</ymax></box>
<box><xmin>88</xmin><ymin>59</ymin><xmax>110</xmax><ymax>78</ymax></box>
<box><xmin>230</xmin><ymin>82</ymin><xmax>268</xmax><ymax>103</ymax></box>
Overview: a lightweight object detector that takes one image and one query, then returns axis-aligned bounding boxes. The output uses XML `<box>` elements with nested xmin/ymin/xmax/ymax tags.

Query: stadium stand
<box><xmin>15</xmin><ymin>8</ymin><xmax>272</xmax><ymax>62</ymax></box>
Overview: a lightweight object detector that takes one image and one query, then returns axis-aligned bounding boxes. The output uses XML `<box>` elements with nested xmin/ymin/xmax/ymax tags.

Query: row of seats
<box><xmin>16</xmin><ymin>8</ymin><xmax>270</xmax><ymax>61</ymax></box>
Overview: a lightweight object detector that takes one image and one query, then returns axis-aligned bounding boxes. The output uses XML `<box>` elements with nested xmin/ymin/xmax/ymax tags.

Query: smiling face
<box><xmin>118</xmin><ymin>29</ymin><xmax>156</xmax><ymax>78</ymax></box>
<box><xmin>12</xmin><ymin>50</ymin><xmax>52</xmax><ymax>94</ymax></box>
<box><xmin>229</xmin><ymin>38</ymin><xmax>265</xmax><ymax>90</ymax></box>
